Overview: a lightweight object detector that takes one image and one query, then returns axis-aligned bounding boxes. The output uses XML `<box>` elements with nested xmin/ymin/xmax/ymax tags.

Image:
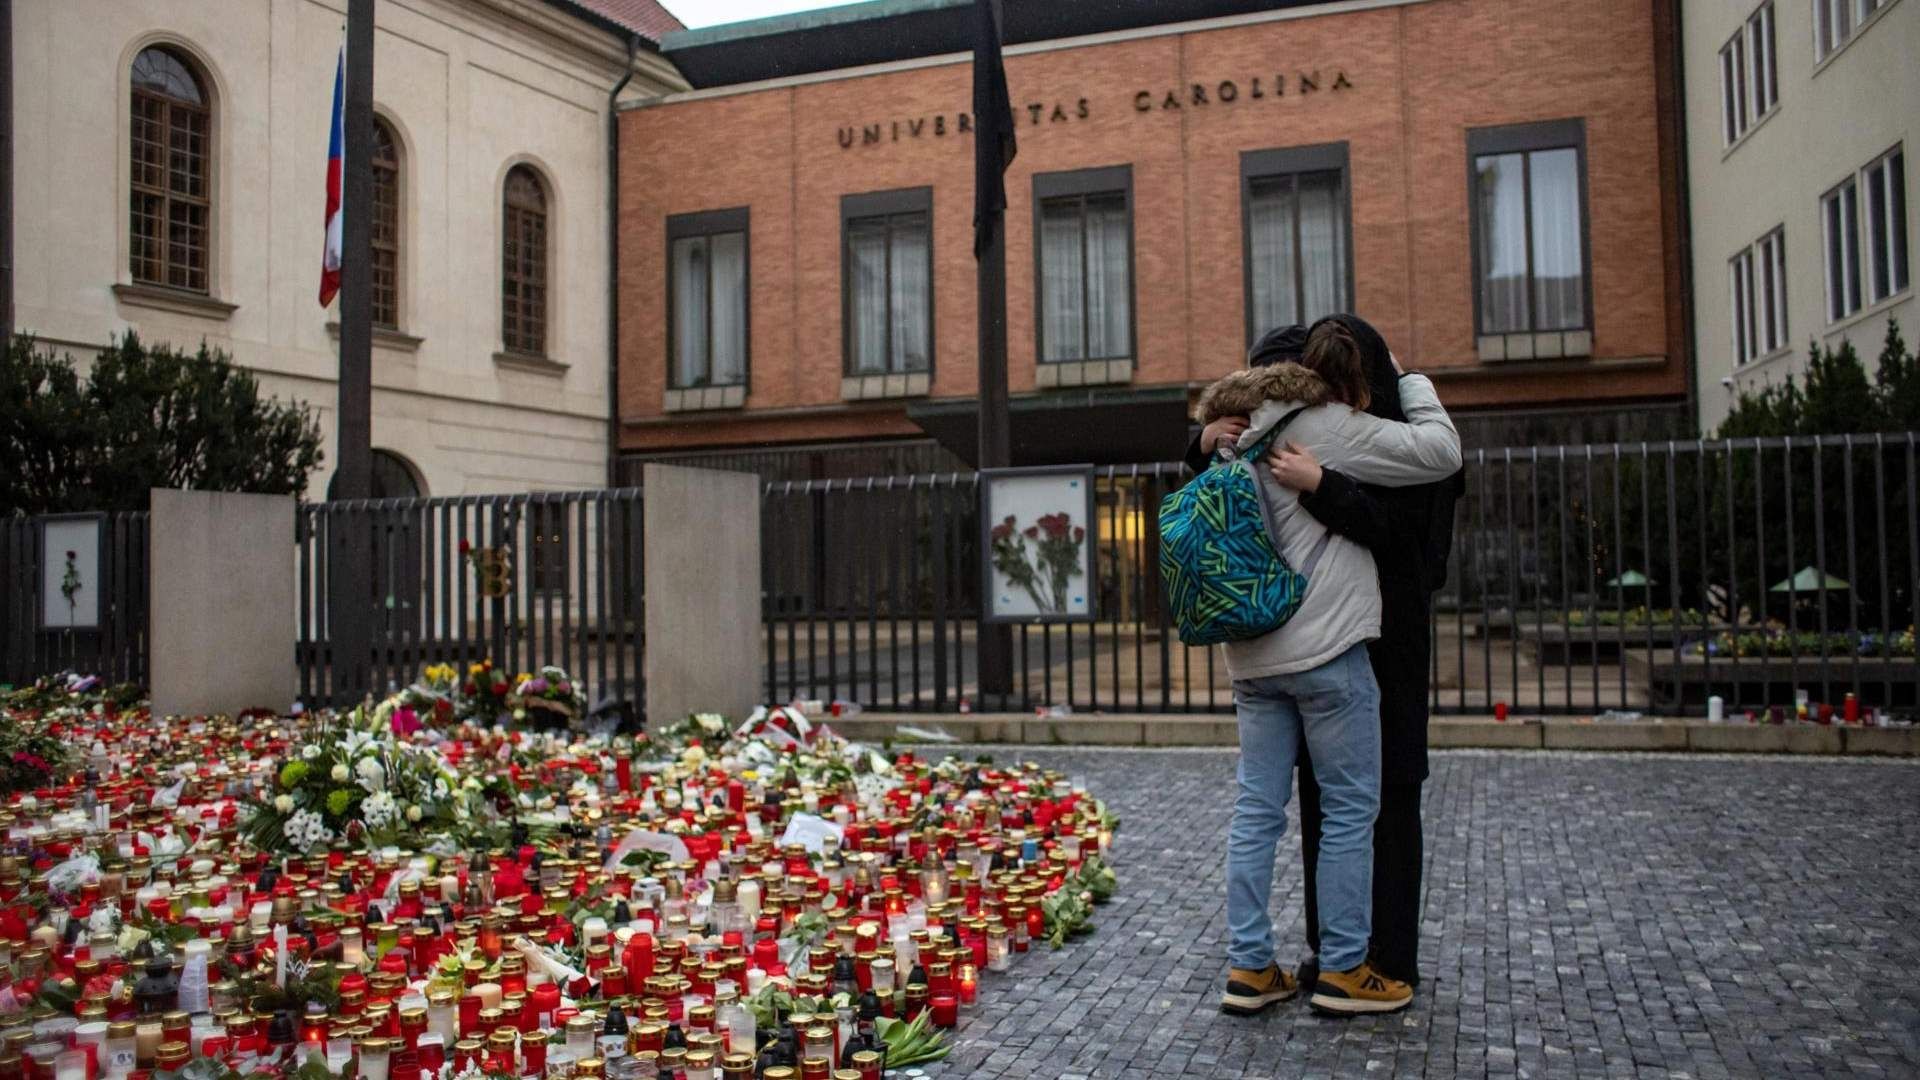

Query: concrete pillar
<box><xmin>643</xmin><ymin>464</ymin><xmax>762</xmax><ymax>724</ymax></box>
<box><xmin>149</xmin><ymin>489</ymin><xmax>296</xmax><ymax>717</ymax></box>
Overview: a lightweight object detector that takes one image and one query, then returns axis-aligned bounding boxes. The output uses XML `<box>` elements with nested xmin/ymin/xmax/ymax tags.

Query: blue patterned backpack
<box><xmin>1157</xmin><ymin>410</ymin><xmax>1310</xmax><ymax>646</ymax></box>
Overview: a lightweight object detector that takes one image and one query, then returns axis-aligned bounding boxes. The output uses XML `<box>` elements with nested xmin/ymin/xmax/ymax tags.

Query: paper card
<box><xmin>778</xmin><ymin>813</ymin><xmax>843</xmax><ymax>855</ymax></box>
<box><xmin>603</xmin><ymin>828</ymin><xmax>691</xmax><ymax>873</ymax></box>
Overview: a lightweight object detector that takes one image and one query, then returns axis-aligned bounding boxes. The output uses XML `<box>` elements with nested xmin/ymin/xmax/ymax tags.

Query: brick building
<box><xmin>615</xmin><ymin>0</ymin><xmax>1691</xmax><ymax>477</ymax></box>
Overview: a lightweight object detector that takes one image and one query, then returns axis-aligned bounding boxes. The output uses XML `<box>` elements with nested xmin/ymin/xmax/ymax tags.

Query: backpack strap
<box><xmin>1215</xmin><ymin>405</ymin><xmax>1310</xmax><ymax>466</ymax></box>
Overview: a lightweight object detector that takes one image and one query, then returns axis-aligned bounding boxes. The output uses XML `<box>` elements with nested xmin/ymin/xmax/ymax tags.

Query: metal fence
<box><xmin>9</xmin><ymin>432</ymin><xmax>1916</xmax><ymax>720</ymax></box>
<box><xmin>294</xmin><ymin>490</ymin><xmax>645</xmax><ymax>708</ymax></box>
<box><xmin>760</xmin><ymin>434</ymin><xmax>1920</xmax><ymax>717</ymax></box>
<box><xmin>0</xmin><ymin>513</ymin><xmax>149</xmax><ymax>687</ymax></box>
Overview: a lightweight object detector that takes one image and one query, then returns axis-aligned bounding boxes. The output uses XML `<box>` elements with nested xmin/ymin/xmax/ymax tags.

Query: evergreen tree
<box><xmin>1</xmin><ymin>333</ymin><xmax>324</xmax><ymax>516</ymax></box>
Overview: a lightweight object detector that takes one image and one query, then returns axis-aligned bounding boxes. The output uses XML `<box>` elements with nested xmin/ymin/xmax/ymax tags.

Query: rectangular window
<box><xmin>1469</xmin><ymin>120</ymin><xmax>1591</xmax><ymax>361</ymax></box>
<box><xmin>1757</xmin><ymin>227</ymin><xmax>1788</xmax><ymax>354</ymax></box>
<box><xmin>1720</xmin><ymin>4</ymin><xmax>1777</xmax><ymax>146</ymax></box>
<box><xmin>1731</xmin><ymin>248</ymin><xmax>1756</xmax><ymax>365</ymax></box>
<box><xmin>842</xmin><ymin>188</ymin><xmax>932</xmax><ymax>377</ymax></box>
<box><xmin>1240</xmin><ymin>144</ymin><xmax>1350</xmax><ymax>345</ymax></box>
<box><xmin>1823</xmin><ymin>177</ymin><xmax>1862</xmax><ymax>320</ymax></box>
<box><xmin>667</xmin><ymin>208</ymin><xmax>749</xmax><ymax>390</ymax></box>
<box><xmin>1034</xmin><ymin>166</ymin><xmax>1134</xmax><ymax>363</ymax></box>
<box><xmin>1817</xmin><ymin>0</ymin><xmax>1885</xmax><ymax>58</ymax></box>
<box><xmin>1864</xmin><ymin>146</ymin><xmax>1909</xmax><ymax>303</ymax></box>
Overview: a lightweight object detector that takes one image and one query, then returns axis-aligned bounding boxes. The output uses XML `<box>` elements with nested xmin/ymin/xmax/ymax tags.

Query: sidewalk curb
<box><xmin>826</xmin><ymin>713</ymin><xmax>1920</xmax><ymax>755</ymax></box>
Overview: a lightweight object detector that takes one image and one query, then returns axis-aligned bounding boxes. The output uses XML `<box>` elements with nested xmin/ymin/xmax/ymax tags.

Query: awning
<box><xmin>906</xmin><ymin>386</ymin><xmax>1193</xmax><ymax>468</ymax></box>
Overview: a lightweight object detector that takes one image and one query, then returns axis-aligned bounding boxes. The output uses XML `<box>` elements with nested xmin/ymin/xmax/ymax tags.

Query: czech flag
<box><xmin>318</xmin><ymin>42</ymin><xmax>344</xmax><ymax>307</ymax></box>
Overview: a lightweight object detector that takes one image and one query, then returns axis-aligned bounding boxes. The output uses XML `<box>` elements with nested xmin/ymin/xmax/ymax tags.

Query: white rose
<box><xmin>274</xmin><ymin>795</ymin><xmax>295</xmax><ymax>813</ymax></box>
<box><xmin>331</xmin><ymin>764</ymin><xmax>350</xmax><ymax>782</ymax></box>
<box><xmin>405</xmin><ymin>805</ymin><xmax>422</xmax><ymax>823</ymax></box>
<box><xmin>356</xmin><ymin>756</ymin><xmax>386</xmax><ymax>792</ymax></box>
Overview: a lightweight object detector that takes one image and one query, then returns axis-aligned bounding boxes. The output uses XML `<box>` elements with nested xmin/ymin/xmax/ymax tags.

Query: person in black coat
<box><xmin>1267</xmin><ymin>312</ymin><xmax>1465</xmax><ymax>988</ymax></box>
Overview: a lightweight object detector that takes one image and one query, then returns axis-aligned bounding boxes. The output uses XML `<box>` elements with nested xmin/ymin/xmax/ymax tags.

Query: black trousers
<box><xmin>1299</xmin><ymin>753</ymin><xmax>1424</xmax><ymax>983</ymax></box>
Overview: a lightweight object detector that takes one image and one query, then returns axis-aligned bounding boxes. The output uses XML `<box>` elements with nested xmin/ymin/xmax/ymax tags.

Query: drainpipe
<box><xmin>607</xmin><ymin>33</ymin><xmax>639</xmax><ymax>487</ymax></box>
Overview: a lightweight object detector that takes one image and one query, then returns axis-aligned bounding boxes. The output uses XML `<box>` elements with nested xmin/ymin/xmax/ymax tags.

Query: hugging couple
<box><xmin>1185</xmin><ymin>315</ymin><xmax>1464</xmax><ymax>1017</ymax></box>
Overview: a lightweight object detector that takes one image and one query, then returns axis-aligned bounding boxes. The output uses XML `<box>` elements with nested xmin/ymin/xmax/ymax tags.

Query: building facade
<box><xmin>615</xmin><ymin>0</ymin><xmax>1691</xmax><ymax>475</ymax></box>
<box><xmin>11</xmin><ymin>0</ymin><xmax>684</xmax><ymax>500</ymax></box>
<box><xmin>1685</xmin><ymin>0</ymin><xmax>1914</xmax><ymax>431</ymax></box>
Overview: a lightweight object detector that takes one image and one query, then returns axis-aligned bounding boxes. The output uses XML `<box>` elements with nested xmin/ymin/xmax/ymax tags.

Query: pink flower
<box><xmin>390</xmin><ymin>707</ymin><xmax>421</xmax><ymax>736</ymax></box>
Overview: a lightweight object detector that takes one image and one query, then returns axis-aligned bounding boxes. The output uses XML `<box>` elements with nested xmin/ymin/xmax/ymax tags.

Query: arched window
<box><xmin>502</xmin><ymin>165</ymin><xmax>548</xmax><ymax>355</ymax></box>
<box><xmin>371</xmin><ymin>118</ymin><xmax>401</xmax><ymax>329</ymax></box>
<box><xmin>130</xmin><ymin>46</ymin><xmax>212</xmax><ymax>292</ymax></box>
<box><xmin>327</xmin><ymin>449</ymin><xmax>424</xmax><ymax>500</ymax></box>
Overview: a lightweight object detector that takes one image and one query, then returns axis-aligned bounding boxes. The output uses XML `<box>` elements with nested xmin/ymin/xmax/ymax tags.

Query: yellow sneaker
<box><xmin>1220</xmin><ymin>962</ymin><xmax>1298</xmax><ymax>1015</ymax></box>
<box><xmin>1309</xmin><ymin>961</ymin><xmax>1413</xmax><ymax>1015</ymax></box>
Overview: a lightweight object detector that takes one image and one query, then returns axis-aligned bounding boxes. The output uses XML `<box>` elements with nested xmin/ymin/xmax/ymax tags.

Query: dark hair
<box><xmin>1247</xmin><ymin>324</ymin><xmax>1308</xmax><ymax>368</ymax></box>
<box><xmin>1299</xmin><ymin>320</ymin><xmax>1372</xmax><ymax>411</ymax></box>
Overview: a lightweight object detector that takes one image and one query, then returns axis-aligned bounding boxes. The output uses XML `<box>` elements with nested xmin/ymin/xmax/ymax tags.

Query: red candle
<box><xmin>529</xmin><ymin>982</ymin><xmax>560</xmax><ymax>1031</ymax></box>
<box><xmin>1493</xmin><ymin>701</ymin><xmax>1508</xmax><ymax>722</ymax></box>
<box><xmin>1845</xmin><ymin>693</ymin><xmax>1859</xmax><ymax>723</ymax></box>
<box><xmin>752</xmin><ymin>937</ymin><xmax>779</xmax><ymax>972</ymax></box>
<box><xmin>930</xmin><ymin>993</ymin><xmax>959</xmax><ymax>1028</ymax></box>
<box><xmin>958</xmin><ymin>968</ymin><xmax>977</xmax><ymax>1005</ymax></box>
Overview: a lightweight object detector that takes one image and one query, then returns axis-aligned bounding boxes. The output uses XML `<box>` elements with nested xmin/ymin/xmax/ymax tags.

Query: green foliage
<box><xmin>1720</xmin><ymin>323</ymin><xmax>1919</xmax><ymax>438</ymax></box>
<box><xmin>1</xmin><ymin>332</ymin><xmax>323</xmax><ymax>516</ymax></box>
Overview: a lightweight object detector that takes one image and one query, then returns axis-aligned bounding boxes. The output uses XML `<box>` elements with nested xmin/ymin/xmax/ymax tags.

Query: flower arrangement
<box><xmin>457</xmin><ymin>659</ymin><xmax>515</xmax><ymax>724</ymax></box>
<box><xmin>989</xmin><ymin>512</ymin><xmax>1086</xmax><ymax>614</ymax></box>
<box><xmin>241</xmin><ymin>708</ymin><xmax>464</xmax><ymax>853</ymax></box>
<box><xmin>0</xmin><ymin>715</ymin><xmax>73</xmax><ymax>793</ymax></box>
<box><xmin>508</xmin><ymin>665</ymin><xmax>588</xmax><ymax>730</ymax></box>
<box><xmin>1693</xmin><ymin>626</ymin><xmax>1916</xmax><ymax>659</ymax></box>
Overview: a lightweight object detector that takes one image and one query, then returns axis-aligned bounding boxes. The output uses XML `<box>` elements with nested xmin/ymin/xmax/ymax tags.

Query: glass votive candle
<box><xmin>929</xmin><ymin>994</ymin><xmax>958</xmax><ymax>1029</ymax></box>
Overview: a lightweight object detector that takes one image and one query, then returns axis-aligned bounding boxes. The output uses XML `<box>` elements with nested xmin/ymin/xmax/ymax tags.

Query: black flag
<box><xmin>972</xmin><ymin>0</ymin><xmax>1017</xmax><ymax>257</ymax></box>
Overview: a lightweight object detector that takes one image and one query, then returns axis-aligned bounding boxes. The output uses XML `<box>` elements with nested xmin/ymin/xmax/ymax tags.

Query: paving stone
<box><xmin>924</xmin><ymin>747</ymin><xmax>1920</xmax><ymax>1078</ymax></box>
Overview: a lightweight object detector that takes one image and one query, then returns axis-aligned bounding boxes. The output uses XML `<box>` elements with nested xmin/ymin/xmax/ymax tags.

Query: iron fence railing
<box><xmin>8</xmin><ymin>432</ymin><xmax>1916</xmax><ymax>720</ymax></box>
<box><xmin>294</xmin><ymin>490</ymin><xmax>645</xmax><ymax>708</ymax></box>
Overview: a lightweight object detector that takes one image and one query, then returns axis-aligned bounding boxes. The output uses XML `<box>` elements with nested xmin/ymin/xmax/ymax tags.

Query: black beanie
<box><xmin>1247</xmin><ymin>323</ymin><xmax>1309</xmax><ymax>368</ymax></box>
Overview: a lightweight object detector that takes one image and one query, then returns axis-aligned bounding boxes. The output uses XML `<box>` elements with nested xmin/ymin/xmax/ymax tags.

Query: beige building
<box><xmin>1686</xmin><ymin>0</ymin><xmax>1915</xmax><ymax>430</ymax></box>
<box><xmin>10</xmin><ymin>0</ymin><xmax>685</xmax><ymax>499</ymax></box>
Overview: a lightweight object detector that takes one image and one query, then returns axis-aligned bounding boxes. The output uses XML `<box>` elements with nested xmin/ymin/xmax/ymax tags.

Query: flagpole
<box><xmin>973</xmin><ymin>0</ymin><xmax>1013</xmax><ymax>701</ymax></box>
<box><xmin>331</xmin><ymin>0</ymin><xmax>376</xmax><ymax>700</ymax></box>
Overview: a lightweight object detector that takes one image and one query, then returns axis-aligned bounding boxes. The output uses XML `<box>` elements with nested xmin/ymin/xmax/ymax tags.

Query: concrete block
<box><xmin>1784</xmin><ymin>724</ymin><xmax>1845</xmax><ymax>754</ymax></box>
<box><xmin>149</xmin><ymin>489</ymin><xmax>295</xmax><ymax>717</ymax></box>
<box><xmin>1686</xmin><ymin>724</ymin><xmax>1789</xmax><ymax>753</ymax></box>
<box><xmin>644</xmin><ymin>465</ymin><xmax>761</xmax><ymax>725</ymax></box>
<box><xmin>1541</xmin><ymin>719</ymin><xmax>1690</xmax><ymax>751</ymax></box>
<box><xmin>1843</xmin><ymin>726</ymin><xmax>1920</xmax><ymax>756</ymax></box>
<box><xmin>1020</xmin><ymin>718</ymin><xmax>1144</xmax><ymax>745</ymax></box>
<box><xmin>1430</xmin><ymin>720</ymin><xmax>1543</xmax><ymax>749</ymax></box>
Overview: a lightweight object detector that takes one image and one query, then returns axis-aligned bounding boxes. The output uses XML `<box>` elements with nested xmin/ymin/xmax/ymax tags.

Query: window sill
<box><xmin>1812</xmin><ymin>0</ymin><xmax>1904</xmax><ymax>77</ymax></box>
<box><xmin>328</xmin><ymin>321</ymin><xmax>424</xmax><ymax>353</ymax></box>
<box><xmin>1036</xmin><ymin>358</ymin><xmax>1134</xmax><ymax>388</ymax></box>
<box><xmin>1475</xmin><ymin>329</ymin><xmax>1593</xmax><ymax>363</ymax></box>
<box><xmin>493</xmin><ymin>350</ymin><xmax>569</xmax><ymax>376</ymax></box>
<box><xmin>1732</xmin><ymin>345</ymin><xmax>1796</xmax><ymax>380</ymax></box>
<box><xmin>1821</xmin><ymin>288</ymin><xmax>1913</xmax><ymax>340</ymax></box>
<box><xmin>664</xmin><ymin>384</ymin><xmax>747</xmax><ymax>412</ymax></box>
<box><xmin>841</xmin><ymin>371</ymin><xmax>931</xmax><ymax>401</ymax></box>
<box><xmin>1718</xmin><ymin>104</ymin><xmax>1780</xmax><ymax>162</ymax></box>
<box><xmin>112</xmin><ymin>283</ymin><xmax>237</xmax><ymax>321</ymax></box>
<box><xmin>1427</xmin><ymin>354</ymin><xmax>1665</xmax><ymax>381</ymax></box>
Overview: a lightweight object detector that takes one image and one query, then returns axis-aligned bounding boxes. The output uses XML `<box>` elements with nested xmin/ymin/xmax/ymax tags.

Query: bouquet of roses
<box><xmin>0</xmin><ymin>713</ymin><xmax>75</xmax><ymax>793</ymax></box>
<box><xmin>457</xmin><ymin>659</ymin><xmax>515</xmax><ymax>725</ymax></box>
<box><xmin>374</xmin><ymin>663</ymin><xmax>459</xmax><ymax>736</ymax></box>
<box><xmin>241</xmin><ymin>708</ymin><xmax>466</xmax><ymax>854</ymax></box>
<box><xmin>508</xmin><ymin>666</ymin><xmax>588</xmax><ymax>731</ymax></box>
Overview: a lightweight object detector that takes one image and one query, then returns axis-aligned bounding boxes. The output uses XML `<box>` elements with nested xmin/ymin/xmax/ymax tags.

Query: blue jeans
<box><xmin>1226</xmin><ymin>642</ymin><xmax>1382</xmax><ymax>973</ymax></box>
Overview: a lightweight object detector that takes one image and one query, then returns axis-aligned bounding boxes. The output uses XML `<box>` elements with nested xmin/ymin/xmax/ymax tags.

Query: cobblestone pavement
<box><xmin>928</xmin><ymin>748</ymin><xmax>1920</xmax><ymax>1079</ymax></box>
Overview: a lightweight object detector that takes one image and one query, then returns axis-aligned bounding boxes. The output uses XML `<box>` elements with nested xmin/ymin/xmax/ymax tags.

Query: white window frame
<box><xmin>1756</xmin><ymin>227</ymin><xmax>1788</xmax><ymax>355</ymax></box>
<box><xmin>1822</xmin><ymin>175</ymin><xmax>1862</xmax><ymax>322</ymax></box>
<box><xmin>1816</xmin><ymin>0</ymin><xmax>1890</xmax><ymax>60</ymax></box>
<box><xmin>1722</xmin><ymin>3</ymin><xmax>1778</xmax><ymax>147</ymax></box>
<box><xmin>1862</xmin><ymin>145</ymin><xmax>1909</xmax><ymax>304</ymax></box>
<box><xmin>1730</xmin><ymin>247</ymin><xmax>1757</xmax><ymax>366</ymax></box>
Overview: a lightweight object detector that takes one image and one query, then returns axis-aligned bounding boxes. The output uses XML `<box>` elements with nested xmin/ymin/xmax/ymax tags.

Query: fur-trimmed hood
<box><xmin>1193</xmin><ymin>362</ymin><xmax>1329</xmax><ymax>423</ymax></box>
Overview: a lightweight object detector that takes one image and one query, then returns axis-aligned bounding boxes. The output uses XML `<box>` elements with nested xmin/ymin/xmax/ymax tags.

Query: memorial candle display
<box><xmin>0</xmin><ymin>682</ymin><xmax>1119</xmax><ymax>1078</ymax></box>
